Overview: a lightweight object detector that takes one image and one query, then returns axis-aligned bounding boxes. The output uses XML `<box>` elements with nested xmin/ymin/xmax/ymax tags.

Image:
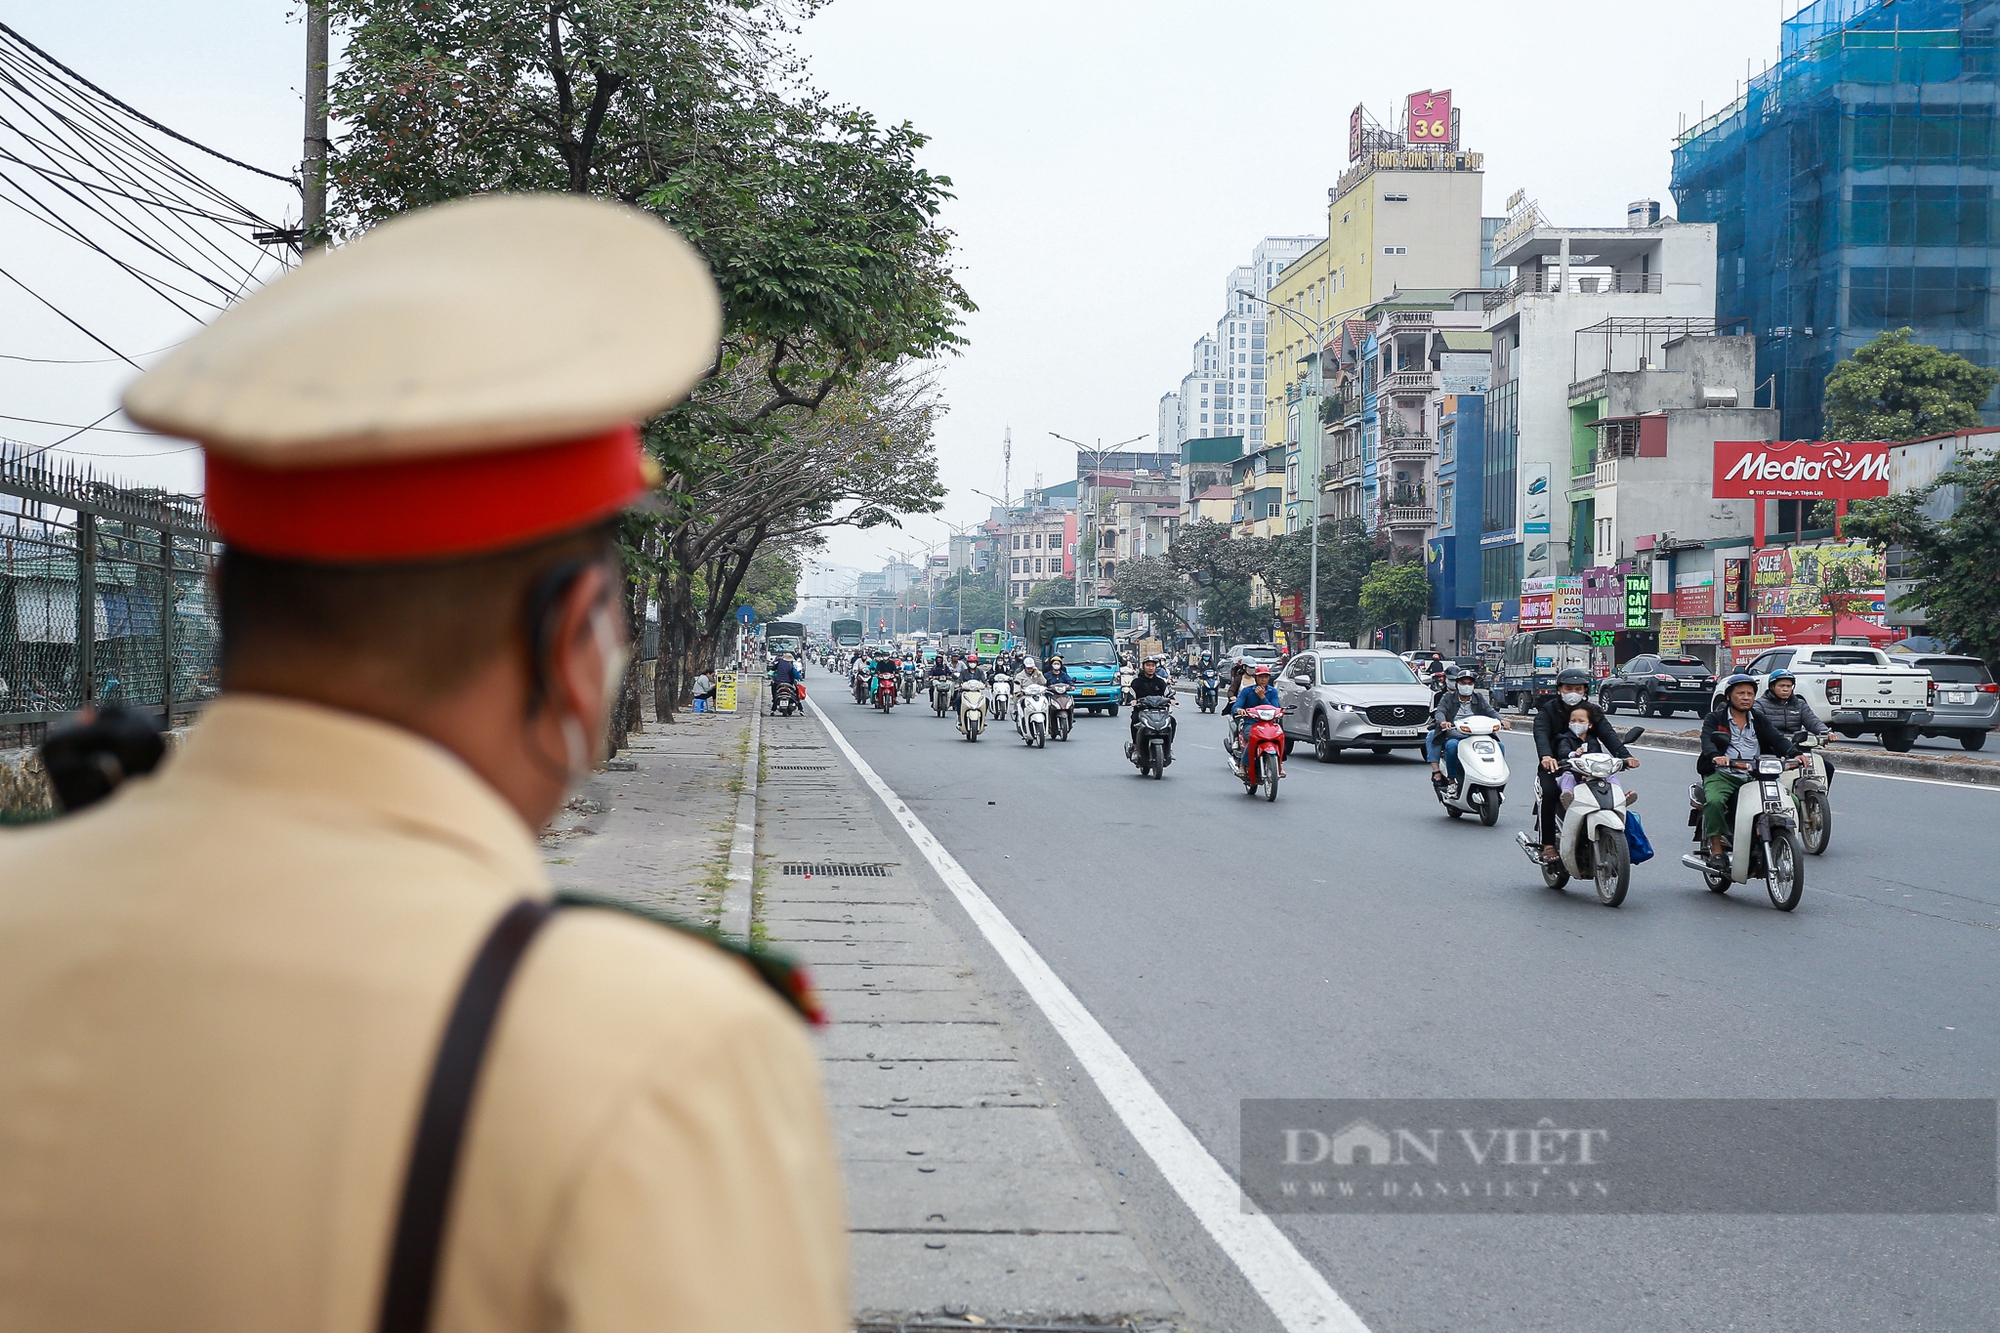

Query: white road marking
<box><xmin>1630</xmin><ymin>744</ymin><xmax>2000</xmax><ymax>792</ymax></box>
<box><xmin>807</xmin><ymin>697</ymin><xmax>1370</xmax><ymax>1333</ymax></box>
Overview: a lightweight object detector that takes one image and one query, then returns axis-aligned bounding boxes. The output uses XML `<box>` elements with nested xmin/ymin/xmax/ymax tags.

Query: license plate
<box><xmin>1378</xmin><ymin>727</ymin><xmax>1423</xmax><ymax>738</ymax></box>
<box><xmin>1081</xmin><ymin>688</ymin><xmax>1097</xmax><ymax>696</ymax></box>
<box><xmin>1867</xmin><ymin>708</ymin><xmax>1898</xmax><ymax>719</ymax></box>
<box><xmin>1948</xmin><ymin>690</ymin><xmax>1972</xmax><ymax>704</ymax></box>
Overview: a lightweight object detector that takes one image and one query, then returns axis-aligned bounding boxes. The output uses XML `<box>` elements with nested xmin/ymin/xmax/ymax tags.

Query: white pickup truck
<box><xmin>1716</xmin><ymin>645</ymin><xmax>1936</xmax><ymax>751</ymax></box>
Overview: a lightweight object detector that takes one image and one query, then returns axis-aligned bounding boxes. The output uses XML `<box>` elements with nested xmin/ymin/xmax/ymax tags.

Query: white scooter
<box><xmin>990</xmin><ymin>670</ymin><xmax>1012</xmax><ymax>721</ymax></box>
<box><xmin>1115</xmin><ymin>665</ymin><xmax>1138</xmax><ymax>705</ymax></box>
<box><xmin>957</xmin><ymin>677</ymin><xmax>987</xmax><ymax>741</ymax></box>
<box><xmin>929</xmin><ymin>675</ymin><xmax>952</xmax><ymax>717</ymax></box>
<box><xmin>1017</xmin><ymin>681</ymin><xmax>1049</xmax><ymax>748</ymax></box>
<box><xmin>1432</xmin><ymin>713</ymin><xmax>1510</xmax><ymax>826</ymax></box>
<box><xmin>1681</xmin><ymin>752</ymin><xmax>1807</xmax><ymax>911</ymax></box>
<box><xmin>1783</xmin><ymin>732</ymin><xmax>1832</xmax><ymax>856</ymax></box>
<box><xmin>1515</xmin><ymin>729</ymin><xmax>1644</xmax><ymax>907</ymax></box>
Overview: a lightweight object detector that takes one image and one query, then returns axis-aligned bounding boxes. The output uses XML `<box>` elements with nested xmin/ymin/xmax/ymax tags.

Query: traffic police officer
<box><xmin>0</xmin><ymin>196</ymin><xmax>846</xmax><ymax>1332</ymax></box>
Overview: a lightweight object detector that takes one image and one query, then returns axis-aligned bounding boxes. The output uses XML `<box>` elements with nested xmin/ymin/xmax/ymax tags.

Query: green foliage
<box><xmin>1199</xmin><ymin>578</ymin><xmax>1263</xmax><ymax>642</ymax></box>
<box><xmin>1846</xmin><ymin>449</ymin><xmax>2000</xmax><ymax>663</ymax></box>
<box><xmin>1024</xmin><ymin>577</ymin><xmax>1077</xmax><ymax>610</ymax></box>
<box><xmin>731</xmin><ymin>548</ymin><xmax>799</xmax><ymax>622</ymax></box>
<box><xmin>1823</xmin><ymin>328</ymin><xmax>1999</xmax><ymax>442</ymax></box>
<box><xmin>1110</xmin><ymin>556</ymin><xmax>1194</xmax><ymax>636</ymax></box>
<box><xmin>1359</xmin><ymin>559</ymin><xmax>1431</xmax><ymax>642</ymax></box>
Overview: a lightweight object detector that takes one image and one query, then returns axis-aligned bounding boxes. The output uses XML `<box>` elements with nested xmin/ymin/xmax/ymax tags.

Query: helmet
<box><xmin>1449</xmin><ymin>665</ymin><xmax>1475</xmax><ymax>683</ymax></box>
<box><xmin>1253</xmin><ymin>665</ymin><xmax>1273</xmax><ymax>678</ymax></box>
<box><xmin>1768</xmin><ymin>668</ymin><xmax>1796</xmax><ymax>686</ymax></box>
<box><xmin>1556</xmin><ymin>667</ymin><xmax>1592</xmax><ymax>688</ymax></box>
<box><xmin>1721</xmin><ymin>672</ymin><xmax>1760</xmax><ymax>695</ymax></box>
<box><xmin>1048</xmin><ymin>655</ymin><xmax>1063</xmax><ymax>666</ymax></box>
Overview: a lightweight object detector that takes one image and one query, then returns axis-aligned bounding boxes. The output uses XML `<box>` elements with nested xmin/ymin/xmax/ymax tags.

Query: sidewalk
<box><xmin>551</xmin><ymin>688</ymin><xmax>1184</xmax><ymax>1330</ymax></box>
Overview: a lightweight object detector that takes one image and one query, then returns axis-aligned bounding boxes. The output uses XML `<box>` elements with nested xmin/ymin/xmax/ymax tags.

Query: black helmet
<box><xmin>1449</xmin><ymin>665</ymin><xmax>1476</xmax><ymax>683</ymax></box>
<box><xmin>1556</xmin><ymin>667</ymin><xmax>1592</xmax><ymax>688</ymax></box>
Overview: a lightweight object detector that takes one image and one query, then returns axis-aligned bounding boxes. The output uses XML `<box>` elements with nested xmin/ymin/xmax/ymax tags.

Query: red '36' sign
<box><xmin>1711</xmin><ymin>440</ymin><xmax>1891</xmax><ymax>500</ymax></box>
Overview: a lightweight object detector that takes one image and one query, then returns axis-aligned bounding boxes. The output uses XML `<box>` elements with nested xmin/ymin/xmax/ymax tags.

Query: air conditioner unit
<box><xmin>1700</xmin><ymin>385</ymin><xmax>1738</xmax><ymax>408</ymax></box>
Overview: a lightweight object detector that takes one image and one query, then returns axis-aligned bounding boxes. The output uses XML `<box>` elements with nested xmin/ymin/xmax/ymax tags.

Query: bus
<box><xmin>830</xmin><ymin>618</ymin><xmax>864</xmax><ymax>650</ymax></box>
<box><xmin>972</xmin><ymin>628</ymin><xmax>1004</xmax><ymax>661</ymax></box>
<box><xmin>764</xmin><ymin>620</ymin><xmax>807</xmax><ymax>656</ymax></box>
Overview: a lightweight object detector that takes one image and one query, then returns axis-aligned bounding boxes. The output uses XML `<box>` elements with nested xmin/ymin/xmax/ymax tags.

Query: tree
<box><xmin>1111</xmin><ymin>556</ymin><xmax>1194</xmax><ymax>637</ymax></box>
<box><xmin>1024</xmin><ymin>577</ymin><xmax>1077</xmax><ymax>610</ymax></box>
<box><xmin>1359</xmin><ymin>558</ymin><xmax>1431</xmax><ymax>646</ymax></box>
<box><xmin>1823</xmin><ymin>327</ymin><xmax>1999</xmax><ymax>443</ymax></box>
<box><xmin>1845</xmin><ymin>450</ymin><xmax>2000</xmax><ymax>664</ymax></box>
<box><xmin>1199</xmin><ymin>579</ymin><xmax>1264</xmax><ymax>642</ymax></box>
<box><xmin>730</xmin><ymin>546</ymin><xmax>800</xmax><ymax>622</ymax></box>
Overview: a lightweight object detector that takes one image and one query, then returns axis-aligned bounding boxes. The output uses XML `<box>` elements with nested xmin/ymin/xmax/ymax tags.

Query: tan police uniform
<box><xmin>0</xmin><ymin>195</ymin><xmax>847</xmax><ymax>1333</ymax></box>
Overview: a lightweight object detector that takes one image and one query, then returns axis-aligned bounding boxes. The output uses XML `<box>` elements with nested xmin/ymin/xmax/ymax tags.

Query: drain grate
<box><xmin>781</xmin><ymin>863</ymin><xmax>891</xmax><ymax>877</ymax></box>
<box><xmin>769</xmin><ymin>764</ymin><xmax>830</xmax><ymax>771</ymax></box>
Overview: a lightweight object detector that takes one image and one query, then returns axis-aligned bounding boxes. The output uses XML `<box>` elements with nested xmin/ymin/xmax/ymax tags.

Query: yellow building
<box><xmin>1263</xmin><ymin>149</ymin><xmax>1486</xmax><ymax>525</ymax></box>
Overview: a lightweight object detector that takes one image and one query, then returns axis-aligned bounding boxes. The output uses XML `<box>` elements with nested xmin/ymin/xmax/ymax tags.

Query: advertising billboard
<box><xmin>1712</xmin><ymin>440</ymin><xmax>1891</xmax><ymax>500</ymax></box>
<box><xmin>1349</xmin><ymin>104</ymin><xmax>1365</xmax><ymax>161</ymax></box>
<box><xmin>1519</xmin><ymin>576</ymin><xmax>1554</xmax><ymax>629</ymax></box>
<box><xmin>1623</xmin><ymin>572</ymin><xmax>1653</xmax><ymax>628</ymax></box>
<box><xmin>1674</xmin><ymin>570</ymin><xmax>1715</xmax><ymax>618</ymax></box>
<box><xmin>1406</xmin><ymin>90</ymin><xmax>1453</xmax><ymax>146</ymax></box>
<box><xmin>1552</xmin><ymin>575</ymin><xmax>1585</xmax><ymax>628</ymax></box>
<box><xmin>1580</xmin><ymin>568</ymin><xmax>1625</xmax><ymax>631</ymax></box>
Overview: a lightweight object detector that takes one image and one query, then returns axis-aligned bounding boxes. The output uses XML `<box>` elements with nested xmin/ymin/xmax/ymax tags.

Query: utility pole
<box><xmin>302</xmin><ymin>3</ymin><xmax>329</xmax><ymax>245</ymax></box>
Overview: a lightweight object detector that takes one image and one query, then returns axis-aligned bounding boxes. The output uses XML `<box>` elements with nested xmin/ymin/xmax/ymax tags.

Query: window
<box><xmin>1439</xmin><ymin>422</ymin><xmax>1455</xmax><ymax>464</ymax></box>
<box><xmin>1848</xmin><ymin>186</ymin><xmax>1990</xmax><ymax>247</ymax></box>
<box><xmin>1201</xmin><ymin>413</ymin><xmax>1209</xmax><ymax>422</ymax></box>
<box><xmin>1266</xmin><ymin>501</ymin><xmax>1281</xmax><ymax>519</ymax></box>
<box><xmin>1035</xmin><ymin>532</ymin><xmax>1043</xmax><ymax>548</ymax></box>
<box><xmin>1438</xmin><ymin>481</ymin><xmax>1454</xmax><ymax>528</ymax></box>
<box><xmin>1383</xmin><ymin>192</ymin><xmax>1409</xmax><ymax>202</ymax></box>
<box><xmin>1034</xmin><ymin>557</ymin><xmax>1043</xmax><ymax>573</ymax></box>
<box><xmin>1480</xmin><ymin>542</ymin><xmax>1522</xmax><ymax>601</ymax></box>
<box><xmin>1850</xmin><ymin>267</ymin><xmax>1989</xmax><ymax>330</ymax></box>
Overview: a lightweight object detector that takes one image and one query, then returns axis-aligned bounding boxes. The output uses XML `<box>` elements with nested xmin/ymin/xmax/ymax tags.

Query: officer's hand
<box><xmin>1626</xmin><ymin>756</ymin><xmax>1640</xmax><ymax>769</ymax></box>
<box><xmin>1541</xmin><ymin>756</ymin><xmax>1558</xmax><ymax>772</ymax></box>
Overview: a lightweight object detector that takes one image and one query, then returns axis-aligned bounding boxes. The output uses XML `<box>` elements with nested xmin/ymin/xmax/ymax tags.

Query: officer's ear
<box><xmin>524</xmin><ymin>557</ymin><xmax>622</xmax><ymax>723</ymax></box>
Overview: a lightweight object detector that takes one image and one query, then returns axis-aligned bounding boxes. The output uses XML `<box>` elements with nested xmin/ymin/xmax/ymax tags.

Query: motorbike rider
<box><xmin>1428</xmin><ymin>665</ymin><xmax>1498</xmax><ymax>796</ymax></box>
<box><xmin>1533</xmin><ymin>667</ymin><xmax>1637</xmax><ymax>862</ymax></box>
<box><xmin>768</xmin><ymin>652</ymin><xmax>804</xmax><ymax>714</ymax></box>
<box><xmin>1754</xmin><ymin>669</ymin><xmax>1834</xmax><ymax>784</ymax></box>
<box><xmin>1229</xmin><ymin>665</ymin><xmax>1281</xmax><ymax>753</ymax></box>
<box><xmin>1698</xmin><ymin>674</ymin><xmax>1798</xmax><ymax>865</ymax></box>
<box><xmin>1044</xmin><ymin>655</ymin><xmax>1076</xmax><ymax>688</ymax></box>
<box><xmin>1128</xmin><ymin>654</ymin><xmax>1172</xmax><ymax>745</ymax></box>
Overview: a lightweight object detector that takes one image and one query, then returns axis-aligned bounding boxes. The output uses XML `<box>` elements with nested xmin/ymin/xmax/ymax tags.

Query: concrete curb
<box><xmin>717</xmin><ymin>680</ymin><xmax>762</xmax><ymax>942</ymax></box>
<box><xmin>1500</xmin><ymin>715</ymin><xmax>2000</xmax><ymax>788</ymax></box>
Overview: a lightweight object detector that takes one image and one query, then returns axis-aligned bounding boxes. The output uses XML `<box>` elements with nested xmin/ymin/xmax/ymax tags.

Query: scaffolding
<box><xmin>1671</xmin><ymin>0</ymin><xmax>1999</xmax><ymax>439</ymax></box>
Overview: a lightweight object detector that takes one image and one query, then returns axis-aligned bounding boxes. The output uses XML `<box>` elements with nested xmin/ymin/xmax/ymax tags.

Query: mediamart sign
<box><xmin>1712</xmin><ymin>440</ymin><xmax>1891</xmax><ymax>500</ymax></box>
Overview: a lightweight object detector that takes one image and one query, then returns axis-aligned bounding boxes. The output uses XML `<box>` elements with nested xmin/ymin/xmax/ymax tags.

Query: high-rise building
<box><xmin>1157</xmin><ymin>391</ymin><xmax>1183</xmax><ymax>450</ymax></box>
<box><xmin>1161</xmin><ymin>237</ymin><xmax>1320</xmax><ymax>457</ymax></box>
<box><xmin>1671</xmin><ymin>0</ymin><xmax>2000</xmax><ymax>440</ymax></box>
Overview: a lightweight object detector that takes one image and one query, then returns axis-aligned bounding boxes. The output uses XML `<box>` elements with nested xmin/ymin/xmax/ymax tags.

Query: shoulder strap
<box><xmin>377</xmin><ymin>898</ymin><xmax>555</xmax><ymax>1333</ymax></box>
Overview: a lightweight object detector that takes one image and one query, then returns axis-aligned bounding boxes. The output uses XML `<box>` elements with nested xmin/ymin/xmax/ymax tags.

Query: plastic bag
<box><xmin>1625</xmin><ymin>809</ymin><xmax>1655</xmax><ymax>864</ymax></box>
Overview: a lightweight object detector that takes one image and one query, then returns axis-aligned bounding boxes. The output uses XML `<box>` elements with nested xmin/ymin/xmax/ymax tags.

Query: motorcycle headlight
<box><xmin>1755</xmin><ymin>756</ymin><xmax>1783</xmax><ymax>777</ymax></box>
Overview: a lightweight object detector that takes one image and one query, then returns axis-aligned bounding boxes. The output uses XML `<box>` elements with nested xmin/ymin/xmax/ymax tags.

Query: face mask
<box><xmin>1560</xmin><ymin>690</ymin><xmax>1584</xmax><ymax>706</ymax></box>
<box><xmin>558</xmin><ymin>600</ymin><xmax>632</xmax><ymax>789</ymax></box>
<box><xmin>1457</xmin><ymin>683</ymin><xmax>1474</xmax><ymax>697</ymax></box>
<box><xmin>1570</xmin><ymin>720</ymin><xmax>1590</xmax><ymax>737</ymax></box>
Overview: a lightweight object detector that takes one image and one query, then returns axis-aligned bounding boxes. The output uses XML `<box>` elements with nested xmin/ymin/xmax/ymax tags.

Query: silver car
<box><xmin>1275</xmin><ymin>648</ymin><xmax>1435</xmax><ymax>761</ymax></box>
<box><xmin>1908</xmin><ymin>654</ymin><xmax>1997</xmax><ymax>751</ymax></box>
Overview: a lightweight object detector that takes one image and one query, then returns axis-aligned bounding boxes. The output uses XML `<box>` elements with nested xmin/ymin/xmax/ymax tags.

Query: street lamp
<box><xmin>1050</xmin><ymin>431</ymin><xmax>1147</xmax><ymax>609</ymax></box>
<box><xmin>1237</xmin><ymin>288</ymin><xmax>1376</xmax><ymax>650</ymax></box>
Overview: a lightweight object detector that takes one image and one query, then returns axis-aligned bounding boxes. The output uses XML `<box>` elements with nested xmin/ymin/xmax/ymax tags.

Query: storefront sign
<box><xmin>1440</xmin><ymin>352</ymin><xmax>1490</xmax><ymax>394</ymax></box>
<box><xmin>1623</xmin><ymin>573</ymin><xmax>1653</xmax><ymax>628</ymax></box>
<box><xmin>1519</xmin><ymin>577</ymin><xmax>1554</xmax><ymax>630</ymax></box>
<box><xmin>1674</xmin><ymin>570</ymin><xmax>1715</xmax><ymax>618</ymax></box>
<box><xmin>714</xmin><ymin>672</ymin><xmax>739</xmax><ymax>713</ymax></box>
<box><xmin>1748</xmin><ymin>543</ymin><xmax>1887</xmax><ymax>617</ymax></box>
<box><xmin>1731</xmin><ymin>632</ymin><xmax>1777</xmax><ymax>650</ymax></box>
<box><xmin>1659</xmin><ymin>618</ymin><xmax>1684</xmax><ymax>654</ymax></box>
<box><xmin>1581</xmin><ymin>568</ymin><xmax>1625</xmax><ymax>631</ymax></box>
<box><xmin>1722</xmin><ymin>558</ymin><xmax>1748</xmax><ymax>614</ymax></box>
<box><xmin>1552</xmin><ymin>575</ymin><xmax>1585</xmax><ymax>628</ymax></box>
<box><xmin>1712</xmin><ymin>440</ymin><xmax>1891</xmax><ymax>500</ymax></box>
<box><xmin>1678</xmin><ymin>616</ymin><xmax>1725</xmax><ymax>644</ymax></box>
<box><xmin>1474</xmin><ymin>619</ymin><xmax>1514</xmax><ymax>647</ymax></box>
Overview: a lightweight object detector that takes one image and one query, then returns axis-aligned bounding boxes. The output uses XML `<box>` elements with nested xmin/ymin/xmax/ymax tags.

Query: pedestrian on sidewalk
<box><xmin>0</xmin><ymin>196</ymin><xmax>846</xmax><ymax>1333</ymax></box>
<box><xmin>692</xmin><ymin>669</ymin><xmax>715</xmax><ymax>712</ymax></box>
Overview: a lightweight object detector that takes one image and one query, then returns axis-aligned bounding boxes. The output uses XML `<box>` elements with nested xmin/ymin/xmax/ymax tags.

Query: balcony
<box><xmin>1379</xmin><ymin>370</ymin><xmax>1440</xmax><ymax>398</ymax></box>
<box><xmin>1321</xmin><ymin>458</ymin><xmax>1362</xmax><ymax>490</ymax></box>
<box><xmin>1594</xmin><ymin>457</ymin><xmax>1618</xmax><ymax>490</ymax></box>
<box><xmin>1377</xmin><ymin>433</ymin><xmax>1436</xmax><ymax>463</ymax></box>
<box><xmin>1483</xmin><ymin>270</ymin><xmax>1664</xmax><ymax>313</ymax></box>
<box><xmin>1386</xmin><ymin>505</ymin><xmax>1434</xmax><ymax>531</ymax></box>
<box><xmin>1381</xmin><ymin>308</ymin><xmax>1435</xmax><ymax>333</ymax></box>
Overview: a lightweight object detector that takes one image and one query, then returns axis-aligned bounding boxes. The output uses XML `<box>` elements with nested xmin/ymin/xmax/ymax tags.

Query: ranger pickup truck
<box><xmin>1717</xmin><ymin>644</ymin><xmax>1935</xmax><ymax>751</ymax></box>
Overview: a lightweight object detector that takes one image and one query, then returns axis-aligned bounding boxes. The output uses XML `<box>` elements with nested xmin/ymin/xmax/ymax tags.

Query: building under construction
<box><xmin>1671</xmin><ymin>0</ymin><xmax>2000</xmax><ymax>440</ymax></box>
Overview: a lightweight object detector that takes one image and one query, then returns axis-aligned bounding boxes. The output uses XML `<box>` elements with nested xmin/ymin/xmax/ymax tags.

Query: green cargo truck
<box><xmin>1024</xmin><ymin>607</ymin><xmax>1121</xmax><ymax>715</ymax></box>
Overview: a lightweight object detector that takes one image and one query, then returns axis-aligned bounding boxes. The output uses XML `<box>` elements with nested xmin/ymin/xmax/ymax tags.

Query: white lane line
<box><xmin>1629</xmin><ymin>743</ymin><xmax>2000</xmax><ymax>792</ymax></box>
<box><xmin>806</xmin><ymin>697</ymin><xmax>1369</xmax><ymax>1333</ymax></box>
<box><xmin>717</xmin><ymin>682</ymin><xmax>763</xmax><ymax>941</ymax></box>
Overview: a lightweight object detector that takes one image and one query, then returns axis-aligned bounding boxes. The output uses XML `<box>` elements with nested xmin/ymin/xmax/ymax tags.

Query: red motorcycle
<box><xmin>1229</xmin><ymin>704</ymin><xmax>1286</xmax><ymax>801</ymax></box>
<box><xmin>873</xmin><ymin>669</ymin><xmax>900</xmax><ymax>713</ymax></box>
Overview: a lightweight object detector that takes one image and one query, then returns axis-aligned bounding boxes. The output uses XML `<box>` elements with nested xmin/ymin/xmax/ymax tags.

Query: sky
<box><xmin>2</xmin><ymin>0</ymin><xmax>1809</xmax><ymax>588</ymax></box>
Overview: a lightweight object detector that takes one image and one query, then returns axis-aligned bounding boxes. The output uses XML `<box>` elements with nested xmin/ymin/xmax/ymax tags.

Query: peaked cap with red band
<box><xmin>122</xmin><ymin>194</ymin><xmax>722</xmax><ymax>561</ymax></box>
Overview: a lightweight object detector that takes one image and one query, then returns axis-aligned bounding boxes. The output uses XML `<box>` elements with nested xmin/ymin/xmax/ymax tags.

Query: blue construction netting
<box><xmin>1672</xmin><ymin>0</ymin><xmax>2000</xmax><ymax>439</ymax></box>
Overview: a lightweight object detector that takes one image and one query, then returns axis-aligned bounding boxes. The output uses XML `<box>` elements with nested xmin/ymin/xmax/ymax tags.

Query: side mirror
<box><xmin>1623</xmin><ymin>726</ymin><xmax>1645</xmax><ymax>744</ymax></box>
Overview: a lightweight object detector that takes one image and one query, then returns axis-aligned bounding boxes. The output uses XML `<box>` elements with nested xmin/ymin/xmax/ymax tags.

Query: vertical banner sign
<box><xmin>1406</xmin><ymin>89</ymin><xmax>1454</xmax><ymax>145</ymax></box>
<box><xmin>1520</xmin><ymin>577</ymin><xmax>1555</xmax><ymax>629</ymax></box>
<box><xmin>1624</xmin><ymin>573</ymin><xmax>1653</xmax><ymax>628</ymax></box>
<box><xmin>1552</xmin><ymin>575</ymin><xmax>1585</xmax><ymax>628</ymax></box>
<box><xmin>1659</xmin><ymin>618</ymin><xmax>1684</xmax><ymax>655</ymax></box>
<box><xmin>1723</xmin><ymin>558</ymin><xmax>1747</xmax><ymax>615</ymax></box>
<box><xmin>714</xmin><ymin>672</ymin><xmax>739</xmax><ymax>713</ymax></box>
<box><xmin>1349</xmin><ymin>104</ymin><xmax>1365</xmax><ymax>161</ymax></box>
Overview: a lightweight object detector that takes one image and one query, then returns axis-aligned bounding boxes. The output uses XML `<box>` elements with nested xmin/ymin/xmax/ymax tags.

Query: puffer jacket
<box><xmin>1754</xmin><ymin>690</ymin><xmax>1829</xmax><ymax>738</ymax></box>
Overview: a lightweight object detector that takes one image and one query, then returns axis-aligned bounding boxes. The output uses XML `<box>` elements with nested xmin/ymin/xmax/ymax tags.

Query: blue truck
<box><xmin>1025</xmin><ymin>606</ymin><xmax>1121</xmax><ymax>715</ymax></box>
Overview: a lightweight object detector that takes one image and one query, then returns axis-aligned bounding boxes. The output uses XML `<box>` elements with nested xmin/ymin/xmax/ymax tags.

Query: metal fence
<box><xmin>1</xmin><ymin>443</ymin><xmax>219</xmax><ymax>745</ymax></box>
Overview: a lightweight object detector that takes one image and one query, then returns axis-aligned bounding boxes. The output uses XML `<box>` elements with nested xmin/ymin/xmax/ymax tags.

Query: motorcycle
<box><xmin>929</xmin><ymin>675</ymin><xmax>953</xmax><ymax>717</ymax></box>
<box><xmin>1514</xmin><ymin>729</ymin><xmax>1644</xmax><ymax>906</ymax></box>
<box><xmin>771</xmin><ymin>679</ymin><xmax>802</xmax><ymax>717</ymax></box>
<box><xmin>1115</xmin><ymin>665</ymin><xmax>1139</xmax><ymax>705</ymax></box>
<box><xmin>1681</xmin><ymin>752</ymin><xmax>1807</xmax><ymax>911</ymax></box>
<box><xmin>1049</xmin><ymin>683</ymin><xmax>1075</xmax><ymax>741</ymax></box>
<box><xmin>1786</xmin><ymin>732</ymin><xmax>1833</xmax><ymax>855</ymax></box>
<box><xmin>851</xmin><ymin>669</ymin><xmax>869</xmax><ymax>704</ymax></box>
<box><xmin>1195</xmin><ymin>670</ymin><xmax>1219</xmax><ymax>714</ymax></box>
<box><xmin>956</xmin><ymin>678</ymin><xmax>987</xmax><ymax>741</ymax></box>
<box><xmin>899</xmin><ymin>666</ymin><xmax>918</xmax><ymax>703</ymax></box>
<box><xmin>1431</xmin><ymin>713</ymin><xmax>1509</xmax><ymax>826</ymax></box>
<box><xmin>873</xmin><ymin>671</ymin><xmax>899</xmax><ymax>713</ymax></box>
<box><xmin>1017</xmin><ymin>681</ymin><xmax>1049</xmax><ymax>748</ymax></box>
<box><xmin>990</xmin><ymin>671</ymin><xmax>1012</xmax><ymax>721</ymax></box>
<box><xmin>1227</xmin><ymin>703</ymin><xmax>1286</xmax><ymax>801</ymax></box>
<box><xmin>1125</xmin><ymin>694</ymin><xmax>1176</xmax><ymax>778</ymax></box>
